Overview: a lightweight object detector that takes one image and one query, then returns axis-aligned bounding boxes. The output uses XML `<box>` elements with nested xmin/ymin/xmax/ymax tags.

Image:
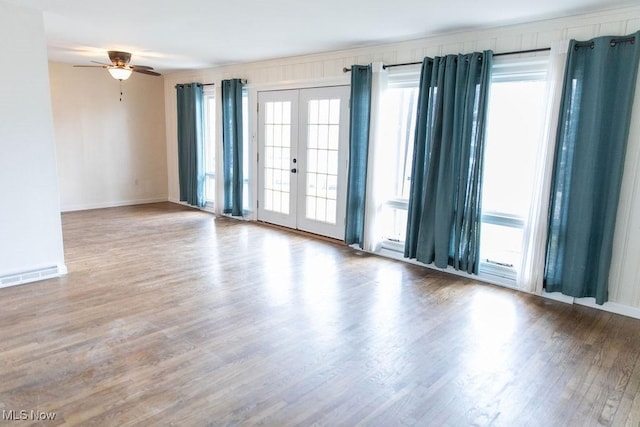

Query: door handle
<box><xmin>291</xmin><ymin>168</ymin><xmax>297</xmax><ymax>173</ymax></box>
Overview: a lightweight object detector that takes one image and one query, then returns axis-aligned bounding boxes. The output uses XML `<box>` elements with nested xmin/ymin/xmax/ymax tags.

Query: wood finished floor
<box><xmin>1</xmin><ymin>202</ymin><xmax>640</xmax><ymax>426</ymax></box>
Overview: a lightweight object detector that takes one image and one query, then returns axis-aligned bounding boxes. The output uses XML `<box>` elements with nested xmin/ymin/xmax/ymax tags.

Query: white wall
<box><xmin>163</xmin><ymin>6</ymin><xmax>640</xmax><ymax>313</ymax></box>
<box><xmin>0</xmin><ymin>1</ymin><xmax>65</xmax><ymax>278</ymax></box>
<box><xmin>49</xmin><ymin>63</ymin><xmax>168</xmax><ymax>211</ymax></box>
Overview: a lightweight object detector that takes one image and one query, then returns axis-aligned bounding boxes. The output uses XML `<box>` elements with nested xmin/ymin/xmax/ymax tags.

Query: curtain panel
<box><xmin>516</xmin><ymin>41</ymin><xmax>570</xmax><ymax>294</ymax></box>
<box><xmin>404</xmin><ymin>51</ymin><xmax>493</xmax><ymax>274</ymax></box>
<box><xmin>544</xmin><ymin>32</ymin><xmax>640</xmax><ymax>304</ymax></box>
<box><xmin>176</xmin><ymin>83</ymin><xmax>205</xmax><ymax>208</ymax></box>
<box><xmin>345</xmin><ymin>65</ymin><xmax>372</xmax><ymax>246</ymax></box>
<box><xmin>362</xmin><ymin>62</ymin><xmax>389</xmax><ymax>253</ymax></box>
<box><xmin>221</xmin><ymin>79</ymin><xmax>244</xmax><ymax>216</ymax></box>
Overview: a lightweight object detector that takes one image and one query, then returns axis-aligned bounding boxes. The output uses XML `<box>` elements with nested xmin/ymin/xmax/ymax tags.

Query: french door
<box><xmin>257</xmin><ymin>86</ymin><xmax>350</xmax><ymax>240</ymax></box>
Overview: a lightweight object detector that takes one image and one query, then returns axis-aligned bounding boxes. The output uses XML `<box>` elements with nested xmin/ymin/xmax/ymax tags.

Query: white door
<box><xmin>257</xmin><ymin>86</ymin><xmax>350</xmax><ymax>240</ymax></box>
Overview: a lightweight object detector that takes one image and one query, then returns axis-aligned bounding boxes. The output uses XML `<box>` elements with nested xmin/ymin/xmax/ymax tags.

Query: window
<box><xmin>242</xmin><ymin>87</ymin><xmax>250</xmax><ymax>211</ymax></box>
<box><xmin>378</xmin><ymin>57</ymin><xmax>550</xmax><ymax>285</ymax></box>
<box><xmin>203</xmin><ymin>87</ymin><xmax>216</xmax><ymax>208</ymax></box>
<box><xmin>379</xmin><ymin>67</ymin><xmax>421</xmax><ymax>247</ymax></box>
<box><xmin>479</xmin><ymin>57</ymin><xmax>549</xmax><ymax>280</ymax></box>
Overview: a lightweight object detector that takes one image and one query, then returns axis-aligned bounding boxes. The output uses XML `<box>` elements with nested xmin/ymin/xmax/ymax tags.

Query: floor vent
<box><xmin>0</xmin><ymin>265</ymin><xmax>64</xmax><ymax>288</ymax></box>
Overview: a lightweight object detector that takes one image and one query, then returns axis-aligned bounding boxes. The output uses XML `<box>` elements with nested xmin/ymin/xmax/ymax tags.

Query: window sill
<box><xmin>376</xmin><ymin>239</ymin><xmax>518</xmax><ymax>290</ymax></box>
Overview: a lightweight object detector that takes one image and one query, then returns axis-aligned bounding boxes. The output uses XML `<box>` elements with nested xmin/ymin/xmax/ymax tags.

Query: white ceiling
<box><xmin>8</xmin><ymin>0</ymin><xmax>637</xmax><ymax>73</ymax></box>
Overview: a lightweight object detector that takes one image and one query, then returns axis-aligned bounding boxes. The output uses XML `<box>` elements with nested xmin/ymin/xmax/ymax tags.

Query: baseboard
<box><xmin>374</xmin><ymin>248</ymin><xmax>640</xmax><ymax>320</ymax></box>
<box><xmin>540</xmin><ymin>291</ymin><xmax>640</xmax><ymax>319</ymax></box>
<box><xmin>376</xmin><ymin>246</ymin><xmax>520</xmax><ymax>290</ymax></box>
<box><xmin>575</xmin><ymin>298</ymin><xmax>640</xmax><ymax>320</ymax></box>
<box><xmin>61</xmin><ymin>197</ymin><xmax>168</xmax><ymax>212</ymax></box>
<box><xmin>0</xmin><ymin>264</ymin><xmax>67</xmax><ymax>289</ymax></box>
<box><xmin>540</xmin><ymin>290</ymin><xmax>575</xmax><ymax>304</ymax></box>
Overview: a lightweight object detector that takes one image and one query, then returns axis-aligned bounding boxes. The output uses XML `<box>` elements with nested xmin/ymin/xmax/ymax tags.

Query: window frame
<box><xmin>478</xmin><ymin>56</ymin><xmax>550</xmax><ymax>281</ymax></box>
<box><xmin>379</xmin><ymin>65</ymin><xmax>421</xmax><ymax>250</ymax></box>
<box><xmin>377</xmin><ymin>56</ymin><xmax>551</xmax><ymax>287</ymax></box>
<box><xmin>242</xmin><ymin>86</ymin><xmax>251</xmax><ymax>214</ymax></box>
<box><xmin>203</xmin><ymin>86</ymin><xmax>216</xmax><ymax>210</ymax></box>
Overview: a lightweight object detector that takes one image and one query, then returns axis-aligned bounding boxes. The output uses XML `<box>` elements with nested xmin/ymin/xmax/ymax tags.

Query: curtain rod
<box><xmin>342</xmin><ymin>47</ymin><xmax>551</xmax><ymax>72</ymax></box>
<box><xmin>175</xmin><ymin>82</ymin><xmax>214</xmax><ymax>88</ymax></box>
<box><xmin>226</xmin><ymin>79</ymin><xmax>248</xmax><ymax>85</ymax></box>
<box><xmin>175</xmin><ymin>79</ymin><xmax>248</xmax><ymax>88</ymax></box>
<box><xmin>575</xmin><ymin>35</ymin><xmax>635</xmax><ymax>50</ymax></box>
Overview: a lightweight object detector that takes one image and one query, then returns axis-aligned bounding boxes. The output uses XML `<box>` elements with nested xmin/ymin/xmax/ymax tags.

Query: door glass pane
<box><xmin>328</xmin><ymin>126</ymin><xmax>339</xmax><ymax>150</ymax></box>
<box><xmin>308</xmin><ymin>125</ymin><xmax>318</xmax><ymax>149</ymax></box>
<box><xmin>282</xmin><ymin>102</ymin><xmax>291</xmax><ymax>125</ymax></box>
<box><xmin>318</xmin><ymin>125</ymin><xmax>328</xmax><ymax>150</ymax></box>
<box><xmin>263</xmin><ymin>101</ymin><xmax>291</xmax><ymax>215</ymax></box>
<box><xmin>307</xmin><ymin>149</ymin><xmax>318</xmax><ymax>173</ymax></box>
<box><xmin>318</xmin><ymin>100</ymin><xmax>329</xmax><ymax>123</ymax></box>
<box><xmin>329</xmin><ymin>99</ymin><xmax>340</xmax><ymax>124</ymax></box>
<box><xmin>305</xmin><ymin>98</ymin><xmax>340</xmax><ymax>224</ymax></box>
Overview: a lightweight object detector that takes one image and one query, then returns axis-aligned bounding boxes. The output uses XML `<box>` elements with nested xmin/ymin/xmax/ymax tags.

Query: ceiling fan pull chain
<box><xmin>120</xmin><ymin>80</ymin><xmax>123</xmax><ymax>102</ymax></box>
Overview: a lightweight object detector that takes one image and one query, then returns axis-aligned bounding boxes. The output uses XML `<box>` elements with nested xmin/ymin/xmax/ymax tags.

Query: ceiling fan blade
<box><xmin>77</xmin><ymin>51</ymin><xmax>159</xmax><ymax>77</ymax></box>
<box><xmin>133</xmin><ymin>68</ymin><xmax>161</xmax><ymax>76</ymax></box>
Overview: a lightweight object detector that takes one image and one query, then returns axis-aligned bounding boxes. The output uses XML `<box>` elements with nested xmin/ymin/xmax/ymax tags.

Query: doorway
<box><xmin>257</xmin><ymin>86</ymin><xmax>350</xmax><ymax>240</ymax></box>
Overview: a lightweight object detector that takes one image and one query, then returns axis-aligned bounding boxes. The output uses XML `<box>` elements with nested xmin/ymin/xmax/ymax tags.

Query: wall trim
<box><xmin>249</xmin><ymin>77</ymin><xmax>350</xmax><ymax>92</ymax></box>
<box><xmin>575</xmin><ymin>298</ymin><xmax>640</xmax><ymax>320</ymax></box>
<box><xmin>377</xmin><ymin>246</ymin><xmax>520</xmax><ymax>290</ymax></box>
<box><xmin>61</xmin><ymin>197</ymin><xmax>168</xmax><ymax>212</ymax></box>
<box><xmin>379</xmin><ymin>247</ymin><xmax>640</xmax><ymax>320</ymax></box>
<box><xmin>540</xmin><ymin>291</ymin><xmax>640</xmax><ymax>319</ymax></box>
<box><xmin>164</xmin><ymin>5</ymin><xmax>640</xmax><ymax>83</ymax></box>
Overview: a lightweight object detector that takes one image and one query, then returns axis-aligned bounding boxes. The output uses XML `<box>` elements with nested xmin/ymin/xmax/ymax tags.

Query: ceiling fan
<box><xmin>74</xmin><ymin>51</ymin><xmax>161</xmax><ymax>80</ymax></box>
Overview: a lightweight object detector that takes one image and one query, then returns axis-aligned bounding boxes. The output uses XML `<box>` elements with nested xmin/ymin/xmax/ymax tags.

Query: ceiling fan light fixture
<box><xmin>108</xmin><ymin>67</ymin><xmax>132</xmax><ymax>80</ymax></box>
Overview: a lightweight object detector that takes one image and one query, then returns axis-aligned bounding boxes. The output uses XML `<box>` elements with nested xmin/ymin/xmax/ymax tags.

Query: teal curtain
<box><xmin>345</xmin><ymin>65</ymin><xmax>372</xmax><ymax>246</ymax></box>
<box><xmin>545</xmin><ymin>32</ymin><xmax>640</xmax><ymax>305</ymax></box>
<box><xmin>221</xmin><ymin>79</ymin><xmax>244</xmax><ymax>216</ymax></box>
<box><xmin>404</xmin><ymin>51</ymin><xmax>493</xmax><ymax>274</ymax></box>
<box><xmin>176</xmin><ymin>83</ymin><xmax>205</xmax><ymax>207</ymax></box>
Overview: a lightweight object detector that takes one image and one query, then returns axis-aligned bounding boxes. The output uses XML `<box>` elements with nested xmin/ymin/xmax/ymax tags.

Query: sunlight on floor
<box><xmin>463</xmin><ymin>291</ymin><xmax>518</xmax><ymax>380</ymax></box>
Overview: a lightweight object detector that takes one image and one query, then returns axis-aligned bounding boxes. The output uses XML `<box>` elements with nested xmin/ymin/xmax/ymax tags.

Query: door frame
<box><xmin>256</xmin><ymin>85</ymin><xmax>350</xmax><ymax>240</ymax></box>
<box><xmin>256</xmin><ymin>89</ymin><xmax>299</xmax><ymax>229</ymax></box>
<box><xmin>295</xmin><ymin>86</ymin><xmax>350</xmax><ymax>239</ymax></box>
